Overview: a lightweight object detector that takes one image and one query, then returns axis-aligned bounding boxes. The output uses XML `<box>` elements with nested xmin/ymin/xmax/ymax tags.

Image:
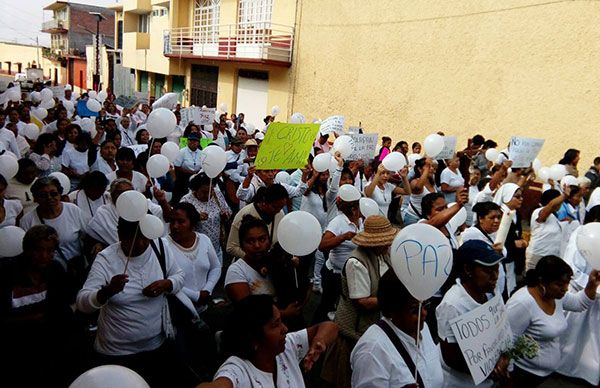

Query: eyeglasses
<box><xmin>36</xmin><ymin>191</ymin><xmax>61</xmax><ymax>199</ymax></box>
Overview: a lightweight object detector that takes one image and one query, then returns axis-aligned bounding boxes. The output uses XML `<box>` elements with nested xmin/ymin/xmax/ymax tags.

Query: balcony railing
<box><xmin>164</xmin><ymin>22</ymin><xmax>294</xmax><ymax>65</ymax></box>
<box><xmin>42</xmin><ymin>18</ymin><xmax>67</xmax><ymax>32</ymax></box>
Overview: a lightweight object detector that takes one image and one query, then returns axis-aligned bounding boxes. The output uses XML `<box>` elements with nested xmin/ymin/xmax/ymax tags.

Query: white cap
<box><xmin>64</xmin><ymin>84</ymin><xmax>72</xmax><ymax>91</ymax></box>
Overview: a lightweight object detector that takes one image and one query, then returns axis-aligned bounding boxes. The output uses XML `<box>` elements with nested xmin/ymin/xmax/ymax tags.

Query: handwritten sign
<box><xmin>347</xmin><ymin>133</ymin><xmax>378</xmax><ymax>161</ymax></box>
<box><xmin>255</xmin><ymin>123</ymin><xmax>320</xmax><ymax>170</ymax></box>
<box><xmin>319</xmin><ymin>115</ymin><xmax>345</xmax><ymax>135</ymax></box>
<box><xmin>450</xmin><ymin>294</ymin><xmax>513</xmax><ymax>385</ymax></box>
<box><xmin>436</xmin><ymin>136</ymin><xmax>457</xmax><ymax>160</ymax></box>
<box><xmin>508</xmin><ymin>136</ymin><xmax>544</xmax><ymax>168</ymax></box>
<box><xmin>194</xmin><ymin>108</ymin><xmax>216</xmax><ymax>126</ymax></box>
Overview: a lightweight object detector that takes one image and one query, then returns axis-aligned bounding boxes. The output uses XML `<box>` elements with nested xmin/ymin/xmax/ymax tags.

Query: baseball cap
<box><xmin>457</xmin><ymin>240</ymin><xmax>503</xmax><ymax>266</ymax></box>
<box><xmin>187</xmin><ymin>133</ymin><xmax>200</xmax><ymax>141</ymax></box>
<box><xmin>230</xmin><ymin>136</ymin><xmax>244</xmax><ymax>145</ymax></box>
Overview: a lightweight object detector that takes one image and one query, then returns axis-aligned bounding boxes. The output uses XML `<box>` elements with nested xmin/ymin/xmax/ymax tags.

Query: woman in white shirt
<box><xmin>0</xmin><ymin>174</ymin><xmax>23</xmax><ymax>228</ymax></box>
<box><xmin>68</xmin><ymin>171</ymin><xmax>110</xmax><ymax>224</ymax></box>
<box><xmin>507</xmin><ymin>256</ymin><xmax>600</xmax><ymax>387</ymax></box>
<box><xmin>436</xmin><ymin>240</ymin><xmax>510</xmax><ymax>387</ymax></box>
<box><xmin>364</xmin><ymin>163</ymin><xmax>411</xmax><ymax>219</ymax></box>
<box><xmin>525</xmin><ymin>189</ymin><xmax>565</xmax><ymax>271</ymax></box>
<box><xmin>106</xmin><ymin>147</ymin><xmax>149</xmax><ymax>193</ymax></box>
<box><xmin>198</xmin><ymin>294</ymin><xmax>338</xmax><ymax>388</ymax></box>
<box><xmin>440</xmin><ymin>156</ymin><xmax>465</xmax><ymax>204</ymax></box>
<box><xmin>117</xmin><ymin>115</ymin><xmax>137</xmax><ymax>147</ymax></box>
<box><xmin>61</xmin><ymin>131</ymin><xmax>91</xmax><ymax>191</ymax></box>
<box><xmin>90</xmin><ymin>139</ymin><xmax>117</xmax><ymax>175</ymax></box>
<box><xmin>351</xmin><ymin>270</ymin><xmax>443</xmax><ymax>388</ymax></box>
<box><xmin>403</xmin><ymin>157</ymin><xmax>437</xmax><ymax>225</ymax></box>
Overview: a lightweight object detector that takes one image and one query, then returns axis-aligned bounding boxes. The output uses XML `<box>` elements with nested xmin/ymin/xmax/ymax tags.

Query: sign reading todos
<box><xmin>255</xmin><ymin>123</ymin><xmax>321</xmax><ymax>170</ymax></box>
<box><xmin>449</xmin><ymin>294</ymin><xmax>513</xmax><ymax>385</ymax></box>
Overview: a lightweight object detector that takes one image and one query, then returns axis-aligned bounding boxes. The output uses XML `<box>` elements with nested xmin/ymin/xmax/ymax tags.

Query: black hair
<box><xmin>221</xmin><ymin>295</ymin><xmax>276</xmax><ymax>359</ymax></box>
<box><xmin>116</xmin><ymin>147</ymin><xmax>136</xmax><ymax>161</ymax></box>
<box><xmin>65</xmin><ymin>123</ymin><xmax>82</xmax><ymax>137</ymax></box>
<box><xmin>183</xmin><ymin>123</ymin><xmax>200</xmax><ymax>138</ymax></box>
<box><xmin>382</xmin><ymin>136</ymin><xmax>392</xmax><ymax>143</ymax></box>
<box><xmin>559</xmin><ymin>149</ymin><xmax>580</xmax><ymax>165</ymax></box>
<box><xmin>107</xmin><ymin>131</ymin><xmax>121</xmax><ymax>142</ymax></box>
<box><xmin>32</xmin><ymin>133</ymin><xmax>58</xmax><ymax>155</ymax></box>
<box><xmin>238</xmin><ymin>215</ymin><xmax>269</xmax><ymax>244</ymax></box>
<box><xmin>411</xmin><ymin>142</ymin><xmax>421</xmax><ymax>149</ymax></box>
<box><xmin>76</xmin><ymin>131</ymin><xmax>92</xmax><ymax>146</ymax></box>
<box><xmin>471</xmin><ymin>134</ymin><xmax>485</xmax><ymax>146</ymax></box>
<box><xmin>393</xmin><ymin>141</ymin><xmax>407</xmax><ymax>152</ymax></box>
<box><xmin>117</xmin><ymin>218</ymin><xmax>141</xmax><ymax>241</ymax></box>
<box><xmin>594</xmin><ymin>156</ymin><xmax>600</xmax><ymax>165</ymax></box>
<box><xmin>566</xmin><ymin>185</ymin><xmax>581</xmax><ymax>199</ymax></box>
<box><xmin>0</xmin><ymin>174</ymin><xmax>7</xmax><ymax>188</ymax></box>
<box><xmin>23</xmin><ymin>225</ymin><xmax>59</xmax><ymax>253</ymax></box>
<box><xmin>80</xmin><ymin>171</ymin><xmax>109</xmax><ymax>190</ymax></box>
<box><xmin>421</xmin><ymin>192</ymin><xmax>444</xmax><ymax>218</ymax></box>
<box><xmin>261</xmin><ymin>184</ymin><xmax>289</xmax><ymax>203</ymax></box>
<box><xmin>525</xmin><ymin>255</ymin><xmax>573</xmax><ymax>287</ymax></box>
<box><xmin>172</xmin><ymin>202</ymin><xmax>201</xmax><ymax>228</ymax></box>
<box><xmin>585</xmin><ymin>205</ymin><xmax>600</xmax><ymax>224</ymax></box>
<box><xmin>100</xmin><ymin>139</ymin><xmax>116</xmax><ymax>148</ymax></box>
<box><xmin>413</xmin><ymin>158</ymin><xmax>427</xmax><ymax>179</ymax></box>
<box><xmin>472</xmin><ymin>201</ymin><xmax>501</xmax><ymax>221</ymax></box>
<box><xmin>31</xmin><ymin>176</ymin><xmax>63</xmax><ymax>198</ymax></box>
<box><xmin>378</xmin><ymin>270</ymin><xmax>416</xmax><ymax>317</ymax></box>
<box><xmin>135</xmin><ymin>128</ymin><xmax>149</xmax><ymax>143</ymax></box>
<box><xmin>478</xmin><ymin>177</ymin><xmax>491</xmax><ymax>191</ymax></box>
<box><xmin>341</xmin><ymin>167</ymin><xmax>354</xmax><ymax>180</ymax></box>
<box><xmin>540</xmin><ymin>189</ymin><xmax>561</xmax><ymax>206</ymax></box>
<box><xmin>188</xmin><ymin>172</ymin><xmax>213</xmax><ymax>191</ymax></box>
<box><xmin>16</xmin><ymin>158</ymin><xmax>37</xmax><ymax>176</ymax></box>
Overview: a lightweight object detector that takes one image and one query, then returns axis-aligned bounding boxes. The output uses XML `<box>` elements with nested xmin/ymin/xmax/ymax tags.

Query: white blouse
<box><xmin>440</xmin><ymin>168</ymin><xmax>465</xmax><ymax>203</ymax></box>
<box><xmin>368</xmin><ymin>182</ymin><xmax>395</xmax><ymax>217</ymax></box>
<box><xmin>527</xmin><ymin>208</ymin><xmax>563</xmax><ymax>258</ymax></box>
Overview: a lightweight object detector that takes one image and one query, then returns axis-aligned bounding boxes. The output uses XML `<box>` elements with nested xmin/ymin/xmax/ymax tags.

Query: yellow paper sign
<box><xmin>255</xmin><ymin>123</ymin><xmax>321</xmax><ymax>170</ymax></box>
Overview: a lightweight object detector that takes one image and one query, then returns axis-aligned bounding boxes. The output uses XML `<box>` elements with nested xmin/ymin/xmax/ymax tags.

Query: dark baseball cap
<box><xmin>230</xmin><ymin>136</ymin><xmax>244</xmax><ymax>145</ymax></box>
<box><xmin>187</xmin><ymin>133</ymin><xmax>200</xmax><ymax>141</ymax></box>
<box><xmin>457</xmin><ymin>240</ymin><xmax>503</xmax><ymax>266</ymax></box>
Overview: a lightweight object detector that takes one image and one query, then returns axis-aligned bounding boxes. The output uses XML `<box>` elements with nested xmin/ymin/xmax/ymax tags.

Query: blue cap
<box><xmin>187</xmin><ymin>133</ymin><xmax>200</xmax><ymax>141</ymax></box>
<box><xmin>457</xmin><ymin>240</ymin><xmax>503</xmax><ymax>266</ymax></box>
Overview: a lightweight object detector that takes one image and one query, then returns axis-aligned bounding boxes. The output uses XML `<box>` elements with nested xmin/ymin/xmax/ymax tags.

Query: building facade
<box><xmin>0</xmin><ymin>42</ymin><xmax>61</xmax><ymax>84</ymax></box>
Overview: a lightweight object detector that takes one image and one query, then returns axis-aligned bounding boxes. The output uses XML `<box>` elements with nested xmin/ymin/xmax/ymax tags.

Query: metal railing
<box><xmin>164</xmin><ymin>22</ymin><xmax>294</xmax><ymax>64</ymax></box>
<box><xmin>42</xmin><ymin>19</ymin><xmax>67</xmax><ymax>31</ymax></box>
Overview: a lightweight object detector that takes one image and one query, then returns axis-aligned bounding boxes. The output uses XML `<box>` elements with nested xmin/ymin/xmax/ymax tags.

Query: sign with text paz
<box><xmin>347</xmin><ymin>133</ymin><xmax>378</xmax><ymax>161</ymax></box>
<box><xmin>436</xmin><ymin>136</ymin><xmax>457</xmax><ymax>160</ymax></box>
<box><xmin>255</xmin><ymin>123</ymin><xmax>321</xmax><ymax>170</ymax></box>
<box><xmin>450</xmin><ymin>294</ymin><xmax>513</xmax><ymax>385</ymax></box>
<box><xmin>508</xmin><ymin>136</ymin><xmax>545</xmax><ymax>169</ymax></box>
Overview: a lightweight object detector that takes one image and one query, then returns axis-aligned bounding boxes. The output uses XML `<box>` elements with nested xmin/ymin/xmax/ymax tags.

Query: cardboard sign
<box><xmin>194</xmin><ymin>108</ymin><xmax>216</xmax><ymax>126</ymax></box>
<box><xmin>508</xmin><ymin>136</ymin><xmax>545</xmax><ymax>168</ymax></box>
<box><xmin>114</xmin><ymin>95</ymin><xmax>141</xmax><ymax>110</ymax></box>
<box><xmin>450</xmin><ymin>294</ymin><xmax>513</xmax><ymax>385</ymax></box>
<box><xmin>347</xmin><ymin>133</ymin><xmax>379</xmax><ymax>161</ymax></box>
<box><xmin>436</xmin><ymin>136</ymin><xmax>457</xmax><ymax>160</ymax></box>
<box><xmin>319</xmin><ymin>115</ymin><xmax>345</xmax><ymax>135</ymax></box>
<box><xmin>255</xmin><ymin>123</ymin><xmax>321</xmax><ymax>170</ymax></box>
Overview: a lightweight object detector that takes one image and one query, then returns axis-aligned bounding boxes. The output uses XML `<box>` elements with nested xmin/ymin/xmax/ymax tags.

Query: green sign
<box><xmin>255</xmin><ymin>123</ymin><xmax>320</xmax><ymax>170</ymax></box>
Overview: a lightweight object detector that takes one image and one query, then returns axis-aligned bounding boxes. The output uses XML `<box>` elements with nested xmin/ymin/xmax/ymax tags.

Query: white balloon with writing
<box><xmin>116</xmin><ymin>190</ymin><xmax>148</xmax><ymax>222</ymax></box>
<box><xmin>69</xmin><ymin>365</ymin><xmax>149</xmax><ymax>388</ymax></box>
<box><xmin>277</xmin><ymin>211</ymin><xmax>322</xmax><ymax>256</ymax></box>
<box><xmin>390</xmin><ymin>223</ymin><xmax>453</xmax><ymax>301</ymax></box>
<box><xmin>0</xmin><ymin>226</ymin><xmax>26</xmax><ymax>258</ymax></box>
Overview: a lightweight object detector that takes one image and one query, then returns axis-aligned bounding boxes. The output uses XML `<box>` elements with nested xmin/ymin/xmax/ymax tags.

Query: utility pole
<box><xmin>89</xmin><ymin>12</ymin><xmax>105</xmax><ymax>91</ymax></box>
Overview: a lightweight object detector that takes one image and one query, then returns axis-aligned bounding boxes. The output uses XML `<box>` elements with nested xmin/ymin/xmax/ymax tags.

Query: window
<box><xmin>237</xmin><ymin>0</ymin><xmax>273</xmax><ymax>44</ymax></box>
<box><xmin>194</xmin><ymin>0</ymin><xmax>220</xmax><ymax>44</ymax></box>
<box><xmin>138</xmin><ymin>14</ymin><xmax>150</xmax><ymax>33</ymax></box>
<box><xmin>117</xmin><ymin>20</ymin><xmax>123</xmax><ymax>50</ymax></box>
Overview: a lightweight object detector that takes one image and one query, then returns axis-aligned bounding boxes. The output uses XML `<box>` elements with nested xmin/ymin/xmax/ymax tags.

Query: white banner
<box><xmin>436</xmin><ymin>136</ymin><xmax>457</xmax><ymax>160</ymax></box>
<box><xmin>319</xmin><ymin>115</ymin><xmax>345</xmax><ymax>135</ymax></box>
<box><xmin>180</xmin><ymin>107</ymin><xmax>216</xmax><ymax>127</ymax></box>
<box><xmin>508</xmin><ymin>136</ymin><xmax>545</xmax><ymax>168</ymax></box>
<box><xmin>450</xmin><ymin>294</ymin><xmax>513</xmax><ymax>385</ymax></box>
<box><xmin>347</xmin><ymin>133</ymin><xmax>378</xmax><ymax>161</ymax></box>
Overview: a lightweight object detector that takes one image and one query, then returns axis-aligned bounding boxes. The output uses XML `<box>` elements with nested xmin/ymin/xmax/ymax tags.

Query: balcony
<box><xmin>124</xmin><ymin>32</ymin><xmax>150</xmax><ymax>50</ymax></box>
<box><xmin>123</xmin><ymin>0</ymin><xmax>152</xmax><ymax>14</ymax></box>
<box><xmin>42</xmin><ymin>18</ymin><xmax>68</xmax><ymax>33</ymax></box>
<box><xmin>164</xmin><ymin>22</ymin><xmax>294</xmax><ymax>67</ymax></box>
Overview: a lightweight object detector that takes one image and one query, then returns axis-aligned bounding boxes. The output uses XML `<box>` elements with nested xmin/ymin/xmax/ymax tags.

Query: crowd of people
<box><xmin>2</xmin><ymin>84</ymin><xmax>600</xmax><ymax>387</ymax></box>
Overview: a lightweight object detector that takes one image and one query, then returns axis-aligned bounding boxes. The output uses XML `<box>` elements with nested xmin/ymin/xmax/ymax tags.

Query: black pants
<box><xmin>512</xmin><ymin>366</ymin><xmax>547</xmax><ymax>388</ymax></box>
<box><xmin>313</xmin><ymin>266</ymin><xmax>342</xmax><ymax>324</ymax></box>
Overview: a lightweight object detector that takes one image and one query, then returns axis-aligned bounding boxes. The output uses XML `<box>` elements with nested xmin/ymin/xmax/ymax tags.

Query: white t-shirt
<box><xmin>0</xmin><ymin>198</ymin><xmax>23</xmax><ymax>228</ymax></box>
<box><xmin>440</xmin><ymin>168</ymin><xmax>464</xmax><ymax>202</ymax></box>
<box><xmin>69</xmin><ymin>189</ymin><xmax>110</xmax><ymax>224</ymax></box>
<box><xmin>324</xmin><ymin>213</ymin><xmax>362</xmax><ymax>273</ymax></box>
<box><xmin>91</xmin><ymin>157</ymin><xmax>116</xmax><ymax>175</ymax></box>
<box><xmin>351</xmin><ymin>318</ymin><xmax>443</xmax><ymax>388</ymax></box>
<box><xmin>106</xmin><ymin>171</ymin><xmax>148</xmax><ymax>193</ymax></box>
<box><xmin>345</xmin><ymin>256</ymin><xmax>389</xmax><ymax>299</ymax></box>
<box><xmin>225</xmin><ymin>258</ymin><xmax>275</xmax><ymax>296</ymax></box>
<box><xmin>527</xmin><ymin>208</ymin><xmax>563</xmax><ymax>258</ymax></box>
<box><xmin>507</xmin><ymin>287</ymin><xmax>593</xmax><ymax>377</ymax></box>
<box><xmin>20</xmin><ymin>202</ymin><xmax>86</xmax><ymax>260</ymax></box>
<box><xmin>368</xmin><ymin>182</ymin><xmax>395</xmax><ymax>217</ymax></box>
<box><xmin>214</xmin><ymin>329</ymin><xmax>309</xmax><ymax>388</ymax></box>
<box><xmin>61</xmin><ymin>147</ymin><xmax>89</xmax><ymax>175</ymax></box>
<box><xmin>175</xmin><ymin>147</ymin><xmax>202</xmax><ymax>172</ymax></box>
<box><xmin>300</xmin><ymin>191</ymin><xmax>328</xmax><ymax>231</ymax></box>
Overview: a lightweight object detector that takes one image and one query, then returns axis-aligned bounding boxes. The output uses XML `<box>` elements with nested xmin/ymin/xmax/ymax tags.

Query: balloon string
<box><xmin>123</xmin><ymin>224</ymin><xmax>139</xmax><ymax>274</ymax></box>
<box><xmin>208</xmin><ymin>179</ymin><xmax>212</xmax><ymax>202</ymax></box>
<box><xmin>414</xmin><ymin>301</ymin><xmax>422</xmax><ymax>384</ymax></box>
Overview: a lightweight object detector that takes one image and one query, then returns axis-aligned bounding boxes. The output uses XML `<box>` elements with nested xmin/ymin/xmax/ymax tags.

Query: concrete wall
<box><xmin>290</xmin><ymin>0</ymin><xmax>600</xmax><ymax>166</ymax></box>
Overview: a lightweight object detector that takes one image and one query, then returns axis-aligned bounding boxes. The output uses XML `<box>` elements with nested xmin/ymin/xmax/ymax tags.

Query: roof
<box><xmin>44</xmin><ymin>1</ymin><xmax>115</xmax><ymax>11</ymax></box>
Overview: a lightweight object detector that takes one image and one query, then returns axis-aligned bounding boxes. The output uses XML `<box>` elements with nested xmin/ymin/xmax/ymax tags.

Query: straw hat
<box><xmin>352</xmin><ymin>215</ymin><xmax>398</xmax><ymax>247</ymax></box>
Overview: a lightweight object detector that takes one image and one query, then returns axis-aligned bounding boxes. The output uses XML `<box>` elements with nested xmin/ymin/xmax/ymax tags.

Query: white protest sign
<box><xmin>194</xmin><ymin>107</ymin><xmax>216</xmax><ymax>126</ymax></box>
<box><xmin>180</xmin><ymin>107</ymin><xmax>193</xmax><ymax>127</ymax></box>
<box><xmin>450</xmin><ymin>294</ymin><xmax>513</xmax><ymax>385</ymax></box>
<box><xmin>319</xmin><ymin>115</ymin><xmax>345</xmax><ymax>135</ymax></box>
<box><xmin>436</xmin><ymin>136</ymin><xmax>457</xmax><ymax>160</ymax></box>
<box><xmin>508</xmin><ymin>136</ymin><xmax>545</xmax><ymax>168</ymax></box>
<box><xmin>347</xmin><ymin>133</ymin><xmax>378</xmax><ymax>161</ymax></box>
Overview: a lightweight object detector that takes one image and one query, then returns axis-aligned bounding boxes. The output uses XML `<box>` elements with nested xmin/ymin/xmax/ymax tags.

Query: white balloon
<box><xmin>577</xmin><ymin>222</ymin><xmax>600</xmax><ymax>269</ymax></box>
<box><xmin>40</xmin><ymin>88</ymin><xmax>53</xmax><ymax>101</ymax></box>
<box><xmin>88</xmin><ymin>90</ymin><xmax>97</xmax><ymax>99</ymax></box>
<box><xmin>30</xmin><ymin>91</ymin><xmax>41</xmax><ymax>102</ymax></box>
<box><xmin>152</xmin><ymin>93</ymin><xmax>178</xmax><ymax>110</ymax></box>
<box><xmin>22</xmin><ymin>123</ymin><xmax>40</xmax><ymax>141</ymax></box>
<box><xmin>550</xmin><ymin>164</ymin><xmax>568</xmax><ymax>181</ymax></box>
<box><xmin>359</xmin><ymin>197</ymin><xmax>380</xmax><ymax>217</ymax></box>
<box><xmin>139</xmin><ymin>214</ymin><xmax>165</xmax><ymax>240</ymax></box>
<box><xmin>390</xmin><ymin>223</ymin><xmax>453</xmax><ymax>301</ymax></box>
<box><xmin>271</xmin><ymin>105</ymin><xmax>281</xmax><ymax>116</ymax></box>
<box><xmin>277</xmin><ymin>211</ymin><xmax>322</xmax><ymax>256</ymax></box>
<box><xmin>63</xmin><ymin>100</ymin><xmax>74</xmax><ymax>112</ymax></box>
<box><xmin>116</xmin><ymin>190</ymin><xmax>148</xmax><ymax>222</ymax></box>
<box><xmin>290</xmin><ymin>112</ymin><xmax>305</xmax><ymax>124</ymax></box>
<box><xmin>86</xmin><ymin>98</ymin><xmax>102</xmax><ymax>113</ymax></box>
<box><xmin>160</xmin><ymin>142</ymin><xmax>180</xmax><ymax>163</ymax></box>
<box><xmin>588</xmin><ymin>188</ymin><xmax>600</xmax><ymax>211</ymax></box>
<box><xmin>243</xmin><ymin>122</ymin><xmax>256</xmax><ymax>133</ymax></box>
<box><xmin>447</xmin><ymin>202</ymin><xmax>467</xmax><ymax>231</ymax></box>
<box><xmin>8</xmin><ymin>90</ymin><xmax>20</xmax><ymax>102</ymax></box>
<box><xmin>219</xmin><ymin>102</ymin><xmax>228</xmax><ymax>112</ymax></box>
<box><xmin>69</xmin><ymin>365</ymin><xmax>150</xmax><ymax>388</ymax></box>
<box><xmin>72</xmin><ymin>91</ymin><xmax>80</xmax><ymax>100</ymax></box>
<box><xmin>0</xmin><ymin>226</ymin><xmax>26</xmax><ymax>257</ymax></box>
<box><xmin>49</xmin><ymin>171</ymin><xmax>71</xmax><ymax>194</ymax></box>
<box><xmin>146</xmin><ymin>154</ymin><xmax>170</xmax><ymax>178</ymax></box>
<box><xmin>147</xmin><ymin>108</ymin><xmax>177</xmax><ymax>138</ymax></box>
<box><xmin>532</xmin><ymin>158</ymin><xmax>542</xmax><ymax>173</ymax></box>
<box><xmin>313</xmin><ymin>153</ymin><xmax>332</xmax><ymax>172</ymax></box>
<box><xmin>328</xmin><ymin>156</ymin><xmax>338</xmax><ymax>174</ymax></box>
<box><xmin>201</xmin><ymin>146</ymin><xmax>227</xmax><ymax>178</ymax></box>
<box><xmin>0</xmin><ymin>154</ymin><xmax>18</xmax><ymax>179</ymax></box>
<box><xmin>485</xmin><ymin>148</ymin><xmax>499</xmax><ymax>163</ymax></box>
<box><xmin>332</xmin><ymin>135</ymin><xmax>354</xmax><ymax>159</ymax></box>
<box><xmin>382</xmin><ymin>152</ymin><xmax>406</xmax><ymax>172</ymax></box>
<box><xmin>407</xmin><ymin>153</ymin><xmax>421</xmax><ymax>167</ymax></box>
<box><xmin>338</xmin><ymin>184</ymin><xmax>361</xmax><ymax>202</ymax></box>
<box><xmin>97</xmin><ymin>90</ymin><xmax>108</xmax><ymax>103</ymax></box>
<box><xmin>538</xmin><ymin>166</ymin><xmax>550</xmax><ymax>183</ymax></box>
<box><xmin>561</xmin><ymin>175</ymin><xmax>578</xmax><ymax>187</ymax></box>
<box><xmin>40</xmin><ymin>98</ymin><xmax>56</xmax><ymax>110</ymax></box>
<box><xmin>32</xmin><ymin>107</ymin><xmax>48</xmax><ymax>120</ymax></box>
<box><xmin>274</xmin><ymin>171</ymin><xmax>291</xmax><ymax>185</ymax></box>
<box><xmin>423</xmin><ymin>134</ymin><xmax>444</xmax><ymax>158</ymax></box>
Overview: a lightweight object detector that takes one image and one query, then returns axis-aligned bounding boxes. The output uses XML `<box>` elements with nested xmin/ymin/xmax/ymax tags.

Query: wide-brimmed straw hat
<box><xmin>352</xmin><ymin>215</ymin><xmax>398</xmax><ymax>247</ymax></box>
